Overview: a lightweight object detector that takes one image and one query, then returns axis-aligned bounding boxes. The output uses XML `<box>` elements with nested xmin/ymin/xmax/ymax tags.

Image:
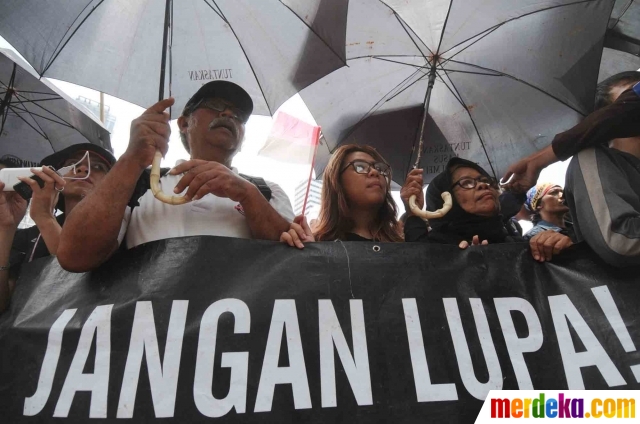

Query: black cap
<box><xmin>41</xmin><ymin>143</ymin><xmax>116</xmax><ymax>169</ymax></box>
<box><xmin>38</xmin><ymin>143</ymin><xmax>116</xmax><ymax>213</ymax></box>
<box><xmin>182</xmin><ymin>81</ymin><xmax>253</xmax><ymax>118</ymax></box>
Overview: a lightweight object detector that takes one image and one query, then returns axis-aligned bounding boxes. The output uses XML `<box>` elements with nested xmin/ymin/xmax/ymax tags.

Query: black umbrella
<box><xmin>605</xmin><ymin>0</ymin><xmax>640</xmax><ymax>56</ymax></box>
<box><xmin>311</xmin><ymin>47</ymin><xmax>640</xmax><ymax>188</ymax></box>
<box><xmin>301</xmin><ymin>0</ymin><xmax>616</xmax><ymax>188</ymax></box>
<box><xmin>313</xmin><ymin>107</ymin><xmax>447</xmax><ymax>189</ymax></box>
<box><xmin>0</xmin><ymin>0</ymin><xmax>348</xmax><ymax>119</ymax></box>
<box><xmin>0</xmin><ymin>48</ymin><xmax>111</xmax><ymax>163</ymax></box>
<box><xmin>598</xmin><ymin>47</ymin><xmax>640</xmax><ymax>81</ymax></box>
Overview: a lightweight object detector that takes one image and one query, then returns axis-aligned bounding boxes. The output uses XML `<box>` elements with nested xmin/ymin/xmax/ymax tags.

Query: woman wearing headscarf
<box><xmin>280</xmin><ymin>144</ymin><xmax>403</xmax><ymax>248</ymax></box>
<box><xmin>0</xmin><ymin>144</ymin><xmax>116</xmax><ymax>313</ymax></box>
<box><xmin>401</xmin><ymin>157</ymin><xmax>573</xmax><ymax>261</ymax></box>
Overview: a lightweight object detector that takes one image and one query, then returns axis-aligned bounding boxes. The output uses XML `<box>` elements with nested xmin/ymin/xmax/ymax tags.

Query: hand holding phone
<box><xmin>0</xmin><ymin>167</ymin><xmax>50</xmax><ymax>200</ymax></box>
<box><xmin>0</xmin><ymin>167</ymin><xmax>44</xmax><ymax>189</ymax></box>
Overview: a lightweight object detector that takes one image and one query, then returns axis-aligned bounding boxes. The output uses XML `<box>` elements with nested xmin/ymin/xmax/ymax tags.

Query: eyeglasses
<box><xmin>341</xmin><ymin>160</ymin><xmax>391</xmax><ymax>179</ymax></box>
<box><xmin>451</xmin><ymin>175</ymin><xmax>499</xmax><ymax>190</ymax></box>
<box><xmin>61</xmin><ymin>153</ymin><xmax>110</xmax><ymax>174</ymax></box>
<box><xmin>192</xmin><ymin>98</ymin><xmax>250</xmax><ymax>123</ymax></box>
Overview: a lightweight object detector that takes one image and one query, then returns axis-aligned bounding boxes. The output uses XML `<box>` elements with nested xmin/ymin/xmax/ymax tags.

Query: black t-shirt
<box><xmin>344</xmin><ymin>232</ymin><xmax>374</xmax><ymax>242</ymax></box>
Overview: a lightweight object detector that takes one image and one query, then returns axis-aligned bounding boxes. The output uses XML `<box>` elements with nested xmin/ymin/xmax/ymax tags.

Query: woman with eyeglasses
<box><xmin>401</xmin><ymin>157</ymin><xmax>573</xmax><ymax>261</ymax></box>
<box><xmin>0</xmin><ymin>144</ymin><xmax>115</xmax><ymax>313</ymax></box>
<box><xmin>280</xmin><ymin>144</ymin><xmax>403</xmax><ymax>247</ymax></box>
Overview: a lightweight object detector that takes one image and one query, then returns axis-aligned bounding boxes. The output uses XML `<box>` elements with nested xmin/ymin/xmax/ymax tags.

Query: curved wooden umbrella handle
<box><xmin>409</xmin><ymin>192</ymin><xmax>453</xmax><ymax>221</ymax></box>
<box><xmin>150</xmin><ymin>150</ymin><xmax>190</xmax><ymax>205</ymax></box>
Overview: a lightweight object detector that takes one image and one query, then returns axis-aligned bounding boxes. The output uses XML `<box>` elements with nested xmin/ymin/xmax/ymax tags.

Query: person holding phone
<box><xmin>0</xmin><ymin>144</ymin><xmax>116</xmax><ymax>313</ymax></box>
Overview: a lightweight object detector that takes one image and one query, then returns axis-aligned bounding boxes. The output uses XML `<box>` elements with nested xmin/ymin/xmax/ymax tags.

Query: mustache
<box><xmin>208</xmin><ymin>117</ymin><xmax>239</xmax><ymax>138</ymax></box>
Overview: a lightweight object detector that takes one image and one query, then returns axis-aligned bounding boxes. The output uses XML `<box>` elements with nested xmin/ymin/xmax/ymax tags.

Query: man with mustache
<box><xmin>57</xmin><ymin>81</ymin><xmax>294</xmax><ymax>272</ymax></box>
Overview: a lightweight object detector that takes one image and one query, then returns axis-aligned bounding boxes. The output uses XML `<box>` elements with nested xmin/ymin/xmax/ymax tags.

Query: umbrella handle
<box><xmin>150</xmin><ymin>150</ymin><xmax>190</xmax><ymax>205</ymax></box>
<box><xmin>409</xmin><ymin>192</ymin><xmax>453</xmax><ymax>221</ymax></box>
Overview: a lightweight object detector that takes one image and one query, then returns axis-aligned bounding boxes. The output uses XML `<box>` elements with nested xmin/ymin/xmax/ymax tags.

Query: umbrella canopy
<box><xmin>301</xmin><ymin>0</ymin><xmax>615</xmax><ymax>185</ymax></box>
<box><xmin>605</xmin><ymin>0</ymin><xmax>640</xmax><ymax>56</ymax></box>
<box><xmin>311</xmin><ymin>107</ymin><xmax>433</xmax><ymax>189</ymax></box>
<box><xmin>0</xmin><ymin>48</ymin><xmax>111</xmax><ymax>163</ymax></box>
<box><xmin>0</xmin><ymin>0</ymin><xmax>348</xmax><ymax>118</ymax></box>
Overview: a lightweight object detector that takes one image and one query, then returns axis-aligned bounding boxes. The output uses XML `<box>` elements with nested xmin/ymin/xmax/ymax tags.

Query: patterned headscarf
<box><xmin>525</xmin><ymin>183</ymin><xmax>560</xmax><ymax>212</ymax></box>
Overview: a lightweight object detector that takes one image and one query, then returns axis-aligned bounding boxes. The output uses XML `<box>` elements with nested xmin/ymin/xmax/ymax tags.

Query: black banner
<box><xmin>1</xmin><ymin>237</ymin><xmax>639</xmax><ymax>423</ymax></box>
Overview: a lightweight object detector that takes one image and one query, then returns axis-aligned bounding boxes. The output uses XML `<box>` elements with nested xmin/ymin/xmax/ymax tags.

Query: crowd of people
<box><xmin>0</xmin><ymin>71</ymin><xmax>638</xmax><ymax>313</ymax></box>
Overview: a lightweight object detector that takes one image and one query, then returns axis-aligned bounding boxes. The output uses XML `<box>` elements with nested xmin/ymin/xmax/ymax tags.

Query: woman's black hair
<box><xmin>594</xmin><ymin>71</ymin><xmax>640</xmax><ymax>111</ymax></box>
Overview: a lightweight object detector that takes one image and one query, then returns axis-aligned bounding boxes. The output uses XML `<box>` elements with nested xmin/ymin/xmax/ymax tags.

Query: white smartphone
<box><xmin>0</xmin><ymin>167</ymin><xmax>43</xmax><ymax>191</ymax></box>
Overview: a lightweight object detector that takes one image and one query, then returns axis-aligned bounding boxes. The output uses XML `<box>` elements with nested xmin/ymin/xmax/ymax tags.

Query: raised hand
<box><xmin>123</xmin><ymin>98</ymin><xmax>175</xmax><ymax>171</ymax></box>
<box><xmin>501</xmin><ymin>145</ymin><xmax>558</xmax><ymax>193</ymax></box>
<box><xmin>400</xmin><ymin>168</ymin><xmax>424</xmax><ymax>214</ymax></box>
<box><xmin>18</xmin><ymin>167</ymin><xmax>66</xmax><ymax>224</ymax></box>
<box><xmin>0</xmin><ymin>182</ymin><xmax>27</xmax><ymax>229</ymax></box>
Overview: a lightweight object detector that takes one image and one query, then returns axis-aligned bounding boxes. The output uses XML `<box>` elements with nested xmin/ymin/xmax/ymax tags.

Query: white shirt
<box><xmin>124</xmin><ymin>161</ymin><xmax>294</xmax><ymax>249</ymax></box>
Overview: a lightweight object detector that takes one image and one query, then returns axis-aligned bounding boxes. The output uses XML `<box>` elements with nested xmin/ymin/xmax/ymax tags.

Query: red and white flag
<box><xmin>258</xmin><ymin>112</ymin><xmax>320</xmax><ymax>164</ymax></box>
<box><xmin>259</xmin><ymin>112</ymin><xmax>321</xmax><ymax>217</ymax></box>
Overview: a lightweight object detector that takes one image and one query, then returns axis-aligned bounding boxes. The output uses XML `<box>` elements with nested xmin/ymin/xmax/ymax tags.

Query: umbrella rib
<box><xmin>336</xmin><ymin>68</ymin><xmax>426</xmax><ymax>144</ymax></box>
<box><xmin>609</xmin><ymin>0</ymin><xmax>634</xmax><ymax>31</ymax></box>
<box><xmin>12</xmin><ymin>91</ymin><xmax>80</xmax><ymax>129</ymax></box>
<box><xmin>8</xmin><ymin>99</ymin><xmax>60</xmax><ymax>136</ymax></box>
<box><xmin>438</xmin><ymin>68</ymin><xmax>497</xmax><ymax>179</ymax></box>
<box><xmin>348</xmin><ymin>54</ymin><xmax>425</xmax><ymax>62</ymax></box>
<box><xmin>440</xmin><ymin>69</ymin><xmax>502</xmax><ymax>77</ymax></box>
<box><xmin>385</xmin><ymin>73</ymin><xmax>430</xmax><ymax>104</ymax></box>
<box><xmin>435</xmin><ymin>0</ymin><xmax>455</xmax><ymax>55</ymax></box>
<box><xmin>439</xmin><ymin>0</ymin><xmax>598</xmax><ymax>58</ymax></box>
<box><xmin>0</xmin><ymin>101</ymin><xmax>9</xmax><ymax>136</ymax></box>
<box><xmin>445</xmin><ymin>59</ymin><xmax>585</xmax><ymax>116</ymax></box>
<box><xmin>45</xmin><ymin>0</ymin><xmax>96</xmax><ymax>71</ymax></box>
<box><xmin>6</xmin><ymin>104</ymin><xmax>49</xmax><ymax>139</ymax></box>
<box><xmin>210</xmin><ymin>0</ymin><xmax>273</xmax><ymax>115</ymax></box>
<box><xmin>362</xmin><ymin>69</ymin><xmax>425</xmax><ymax>117</ymax></box>
<box><xmin>8</xmin><ymin>104</ymin><xmax>73</xmax><ymax>129</ymax></box>
<box><xmin>433</xmin><ymin>70</ymin><xmax>465</xmax><ymax>107</ymax></box>
<box><xmin>6</xmin><ymin>97</ymin><xmax>63</xmax><ymax>104</ymax></box>
<box><xmin>439</xmin><ymin>25</ymin><xmax>501</xmax><ymax>68</ymax></box>
<box><xmin>393</xmin><ymin>10</ymin><xmax>433</xmax><ymax>59</ymax></box>
<box><xmin>202</xmin><ymin>0</ymin><xmax>228</xmax><ymax>23</ymax></box>
<box><xmin>276</xmin><ymin>1</ymin><xmax>347</xmax><ymax>67</ymax></box>
<box><xmin>5</xmin><ymin>90</ymin><xmax>60</xmax><ymax>98</ymax></box>
<box><xmin>373</xmin><ymin>56</ymin><xmax>431</xmax><ymax>72</ymax></box>
<box><xmin>43</xmin><ymin>0</ymin><xmax>107</xmax><ymax>75</ymax></box>
<box><xmin>377</xmin><ymin>0</ymin><xmax>432</xmax><ymax>57</ymax></box>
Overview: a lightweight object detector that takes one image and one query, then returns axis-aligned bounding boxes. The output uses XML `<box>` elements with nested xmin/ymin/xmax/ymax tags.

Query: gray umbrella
<box><xmin>0</xmin><ymin>0</ymin><xmax>348</xmax><ymax>118</ymax></box>
<box><xmin>301</xmin><ymin>0</ymin><xmax>616</xmax><ymax>186</ymax></box>
<box><xmin>605</xmin><ymin>0</ymin><xmax>640</xmax><ymax>56</ymax></box>
<box><xmin>598</xmin><ymin>47</ymin><xmax>640</xmax><ymax>81</ymax></box>
<box><xmin>0</xmin><ymin>48</ymin><xmax>111</xmax><ymax>163</ymax></box>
